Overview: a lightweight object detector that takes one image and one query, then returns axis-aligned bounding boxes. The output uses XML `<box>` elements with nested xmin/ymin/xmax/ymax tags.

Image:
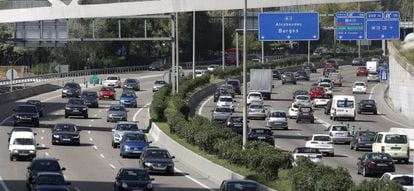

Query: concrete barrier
<box><xmin>0</xmin><ymin>83</ymin><xmax>61</xmax><ymax>104</ymax></box>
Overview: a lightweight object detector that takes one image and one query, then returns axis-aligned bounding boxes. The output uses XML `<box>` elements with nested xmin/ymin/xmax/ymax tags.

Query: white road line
<box><xmin>93</xmin><ymin>145</ymin><xmax>98</xmax><ymax>150</ymax></box>
<box><xmin>74</xmin><ymin>186</ymin><xmax>81</xmax><ymax>191</ymax></box>
<box><xmin>40</xmin><ymin>137</ymin><xmax>44</xmax><ymax>140</ymax></box>
<box><xmin>296</xmin><ymin>133</ymin><xmax>302</xmax><ymax>135</ymax></box>
<box><xmin>89</xmin><ymin>137</ymin><xmax>93</xmax><ymax>142</ymax></box>
<box><xmin>90</xmin><ymin>120</ymin><xmax>94</xmax><ymax>122</ymax></box>
<box><xmin>0</xmin><ymin>116</ymin><xmax>12</xmax><ymax>126</ymax></box>
<box><xmin>109</xmin><ymin>164</ymin><xmax>116</xmax><ymax>169</ymax></box>
<box><xmin>368</xmin><ymin>83</ymin><xmax>380</xmax><ymax>100</ymax></box>
<box><xmin>198</xmin><ymin>95</ymin><xmax>214</xmax><ymax>115</ymax></box>
<box><xmin>45</xmin><ymin>152</ymin><xmax>49</xmax><ymax>156</ymax></box>
<box><xmin>133</xmin><ymin>102</ymin><xmax>151</xmax><ymax>121</ymax></box>
<box><xmin>99</xmin><ymin>110</ymin><xmax>102</xmax><ymax>113</ymax></box>
<box><xmin>41</xmin><ymin>144</ymin><xmax>45</xmax><ymax>148</ymax></box>
<box><xmin>0</xmin><ymin>176</ymin><xmax>10</xmax><ymax>191</ymax></box>
<box><xmin>93</xmin><ymin>114</ymin><xmax>97</xmax><ymax>117</ymax></box>
<box><xmin>100</xmin><ymin>154</ymin><xmax>105</xmax><ymax>159</ymax></box>
<box><xmin>41</xmin><ymin>129</ymin><xmax>45</xmax><ymax>133</ymax></box>
<box><xmin>174</xmin><ymin>168</ymin><xmax>214</xmax><ymax>191</ymax></box>
<box><xmin>88</xmin><ymin>130</ymin><xmax>91</xmax><ymax>134</ymax></box>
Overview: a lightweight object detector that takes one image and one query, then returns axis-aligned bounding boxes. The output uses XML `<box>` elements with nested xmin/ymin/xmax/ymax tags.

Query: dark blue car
<box><xmin>120</xmin><ymin>132</ymin><xmax>151</xmax><ymax>158</ymax></box>
<box><xmin>119</xmin><ymin>91</ymin><xmax>138</xmax><ymax>108</ymax></box>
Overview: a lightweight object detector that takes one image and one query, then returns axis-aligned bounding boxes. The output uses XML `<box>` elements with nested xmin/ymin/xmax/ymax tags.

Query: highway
<box><xmin>0</xmin><ymin>71</ymin><xmax>217</xmax><ymax>191</ymax></box>
<box><xmin>197</xmin><ymin>65</ymin><xmax>414</xmax><ymax>183</ymax></box>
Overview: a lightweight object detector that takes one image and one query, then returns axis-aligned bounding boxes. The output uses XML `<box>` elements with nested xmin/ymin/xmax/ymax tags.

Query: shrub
<box><xmin>150</xmin><ymin>84</ymin><xmax>171</xmax><ymax>121</ymax></box>
<box><xmin>350</xmin><ymin>179</ymin><xmax>403</xmax><ymax>191</ymax></box>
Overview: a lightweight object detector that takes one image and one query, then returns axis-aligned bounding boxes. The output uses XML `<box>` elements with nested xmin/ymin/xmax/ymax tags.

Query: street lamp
<box><xmin>242</xmin><ymin>0</ymin><xmax>247</xmax><ymax>149</ymax></box>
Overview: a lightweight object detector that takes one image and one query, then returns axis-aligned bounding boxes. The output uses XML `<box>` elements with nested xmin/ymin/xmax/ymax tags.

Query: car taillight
<box><xmin>227</xmin><ymin>122</ymin><xmax>231</xmax><ymax>126</ymax></box>
<box><xmin>381</xmin><ymin>146</ymin><xmax>385</xmax><ymax>152</ymax></box>
<box><xmin>407</xmin><ymin>147</ymin><xmax>410</xmax><ymax>156</ymax></box>
<box><xmin>367</xmin><ymin>161</ymin><xmax>376</xmax><ymax>167</ymax></box>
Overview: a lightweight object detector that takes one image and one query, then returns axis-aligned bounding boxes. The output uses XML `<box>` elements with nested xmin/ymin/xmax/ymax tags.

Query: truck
<box><xmin>250</xmin><ymin>69</ymin><xmax>273</xmax><ymax>100</ymax></box>
<box><xmin>366</xmin><ymin>61</ymin><xmax>379</xmax><ymax>72</ymax></box>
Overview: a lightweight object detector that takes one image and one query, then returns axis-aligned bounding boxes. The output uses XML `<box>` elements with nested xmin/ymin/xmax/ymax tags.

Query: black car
<box><xmin>272</xmin><ymin>69</ymin><xmax>281</xmax><ymax>80</ymax></box>
<box><xmin>281</xmin><ymin>72</ymin><xmax>297</xmax><ymax>85</ymax></box>
<box><xmin>247</xmin><ymin>127</ymin><xmax>274</xmax><ymax>145</ymax></box>
<box><xmin>114</xmin><ymin>168</ymin><xmax>154</xmax><ymax>191</ymax></box>
<box><xmin>7</xmin><ymin>127</ymin><xmax>36</xmax><ymax>143</ymax></box>
<box><xmin>139</xmin><ymin>148</ymin><xmax>175</xmax><ymax>175</ymax></box>
<box><xmin>64</xmin><ymin>98</ymin><xmax>88</xmax><ymax>119</ymax></box>
<box><xmin>226</xmin><ymin>79</ymin><xmax>241</xmax><ymax>95</ymax></box>
<box><xmin>26</xmin><ymin>100</ymin><xmax>44</xmax><ymax>117</ymax></box>
<box><xmin>303</xmin><ymin>63</ymin><xmax>317</xmax><ymax>73</ymax></box>
<box><xmin>61</xmin><ymin>82</ymin><xmax>81</xmax><ymax>98</ymax></box>
<box><xmin>226</xmin><ymin>115</ymin><xmax>248</xmax><ymax>134</ymax></box>
<box><xmin>13</xmin><ymin>104</ymin><xmax>40</xmax><ymax>127</ymax></box>
<box><xmin>219</xmin><ymin>179</ymin><xmax>259</xmax><ymax>191</ymax></box>
<box><xmin>294</xmin><ymin>70</ymin><xmax>310</xmax><ymax>81</ymax></box>
<box><xmin>148</xmin><ymin>61</ymin><xmax>165</xmax><ymax>71</ymax></box>
<box><xmin>213</xmin><ymin>88</ymin><xmax>231</xmax><ymax>102</ymax></box>
<box><xmin>123</xmin><ymin>78</ymin><xmax>140</xmax><ymax>91</ymax></box>
<box><xmin>350</xmin><ymin>130</ymin><xmax>377</xmax><ymax>151</ymax></box>
<box><xmin>81</xmin><ymin>91</ymin><xmax>99</xmax><ymax>108</ymax></box>
<box><xmin>29</xmin><ymin>172</ymin><xmax>70</xmax><ymax>191</ymax></box>
<box><xmin>26</xmin><ymin>157</ymin><xmax>66</xmax><ymax>186</ymax></box>
<box><xmin>296</xmin><ymin>106</ymin><xmax>314</xmax><ymax>123</ymax></box>
<box><xmin>357</xmin><ymin>152</ymin><xmax>395</xmax><ymax>177</ymax></box>
<box><xmin>357</xmin><ymin>99</ymin><xmax>377</xmax><ymax>115</ymax></box>
<box><xmin>52</xmin><ymin>123</ymin><xmax>81</xmax><ymax>145</ymax></box>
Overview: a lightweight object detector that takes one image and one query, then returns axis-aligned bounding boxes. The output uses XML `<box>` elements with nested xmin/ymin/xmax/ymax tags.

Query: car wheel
<box><xmin>64</xmin><ymin>114</ymin><xmax>69</xmax><ymax>118</ymax></box>
<box><xmin>350</xmin><ymin>143</ymin><xmax>354</xmax><ymax>150</ymax></box>
<box><xmin>112</xmin><ymin>142</ymin><xmax>116</xmax><ymax>148</ymax></box>
<box><xmin>362</xmin><ymin>167</ymin><xmax>368</xmax><ymax>177</ymax></box>
<box><xmin>352</xmin><ymin>117</ymin><xmax>355</xmax><ymax>121</ymax></box>
<box><xmin>397</xmin><ymin>159</ymin><xmax>402</xmax><ymax>164</ymax></box>
<box><xmin>405</xmin><ymin>159</ymin><xmax>409</xmax><ymax>164</ymax></box>
<box><xmin>34</xmin><ymin>121</ymin><xmax>39</xmax><ymax>127</ymax></box>
<box><xmin>9</xmin><ymin>155</ymin><xmax>13</xmax><ymax>161</ymax></box>
<box><xmin>52</xmin><ymin>141</ymin><xmax>56</xmax><ymax>145</ymax></box>
<box><xmin>374</xmin><ymin>111</ymin><xmax>378</xmax><ymax>115</ymax></box>
<box><xmin>331</xmin><ymin>153</ymin><xmax>334</xmax><ymax>157</ymax></box>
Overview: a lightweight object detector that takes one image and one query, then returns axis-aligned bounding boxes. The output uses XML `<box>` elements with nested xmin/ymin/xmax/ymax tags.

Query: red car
<box><xmin>99</xmin><ymin>86</ymin><xmax>116</xmax><ymax>100</ymax></box>
<box><xmin>325</xmin><ymin>59</ymin><xmax>338</xmax><ymax>69</ymax></box>
<box><xmin>309</xmin><ymin>86</ymin><xmax>325</xmax><ymax>99</ymax></box>
<box><xmin>356</xmin><ymin>67</ymin><xmax>369</xmax><ymax>76</ymax></box>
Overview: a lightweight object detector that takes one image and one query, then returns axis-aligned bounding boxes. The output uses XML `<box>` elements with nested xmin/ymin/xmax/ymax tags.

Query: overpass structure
<box><xmin>0</xmin><ymin>0</ymin><xmax>378</xmax><ymax>23</ymax></box>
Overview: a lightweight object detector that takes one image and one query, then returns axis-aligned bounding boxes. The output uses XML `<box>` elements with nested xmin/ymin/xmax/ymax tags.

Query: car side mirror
<box><xmin>211</xmin><ymin>110</ymin><xmax>214</xmax><ymax>112</ymax></box>
<box><xmin>111</xmin><ymin>129</ymin><xmax>115</xmax><ymax>132</ymax></box>
<box><xmin>12</xmin><ymin>109</ymin><xmax>15</xmax><ymax>112</ymax></box>
<box><xmin>151</xmin><ymin>178</ymin><xmax>155</xmax><ymax>181</ymax></box>
<box><xmin>34</xmin><ymin>133</ymin><xmax>37</xmax><ymax>135</ymax></box>
<box><xmin>36</xmin><ymin>143</ymin><xmax>40</xmax><ymax>146</ymax></box>
<box><xmin>62</xmin><ymin>167</ymin><xmax>66</xmax><ymax>171</ymax></box>
<box><xmin>272</xmin><ymin>85</ymin><xmax>275</xmax><ymax>88</ymax></box>
<box><xmin>78</xmin><ymin>129</ymin><xmax>82</xmax><ymax>132</ymax></box>
<box><xmin>27</xmin><ymin>167</ymin><xmax>31</xmax><ymax>170</ymax></box>
<box><xmin>66</xmin><ymin>182</ymin><xmax>71</xmax><ymax>185</ymax></box>
<box><xmin>171</xmin><ymin>156</ymin><xmax>175</xmax><ymax>159</ymax></box>
<box><xmin>247</xmin><ymin>120</ymin><xmax>250</xmax><ymax>123</ymax></box>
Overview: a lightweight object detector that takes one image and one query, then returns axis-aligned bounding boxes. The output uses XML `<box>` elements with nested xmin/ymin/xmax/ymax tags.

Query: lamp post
<box><xmin>242</xmin><ymin>0</ymin><xmax>247</xmax><ymax>149</ymax></box>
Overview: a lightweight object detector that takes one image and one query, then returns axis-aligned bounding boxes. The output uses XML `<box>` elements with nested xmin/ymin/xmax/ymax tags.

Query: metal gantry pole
<box><xmin>175</xmin><ymin>12</ymin><xmax>179</xmax><ymax>93</ymax></box>
<box><xmin>261</xmin><ymin>7</ymin><xmax>264</xmax><ymax>64</ymax></box>
<box><xmin>308</xmin><ymin>40</ymin><xmax>311</xmax><ymax>64</ymax></box>
<box><xmin>192</xmin><ymin>11</ymin><xmax>196</xmax><ymax>79</ymax></box>
<box><xmin>242</xmin><ymin>0</ymin><xmax>248</xmax><ymax>149</ymax></box>
<box><xmin>171</xmin><ymin>14</ymin><xmax>176</xmax><ymax>95</ymax></box>
<box><xmin>222</xmin><ymin>10</ymin><xmax>225</xmax><ymax>70</ymax></box>
<box><xmin>236</xmin><ymin>32</ymin><xmax>239</xmax><ymax>67</ymax></box>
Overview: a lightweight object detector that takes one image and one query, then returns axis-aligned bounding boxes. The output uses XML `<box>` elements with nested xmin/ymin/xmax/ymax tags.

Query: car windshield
<box><xmin>311</xmin><ymin>87</ymin><xmax>324</xmax><ymax>92</ymax></box>
<box><xmin>83</xmin><ymin>92</ymin><xmax>97</xmax><ymax>97</ymax></box>
<box><xmin>101</xmin><ymin>87</ymin><xmax>114</xmax><ymax>91</ymax></box>
<box><xmin>124</xmin><ymin>133</ymin><xmax>146</xmax><ymax>142</ymax></box>
<box><xmin>16</xmin><ymin>105</ymin><xmax>37</xmax><ymax>113</ymax></box>
<box><xmin>227</xmin><ymin>182</ymin><xmax>257</xmax><ymax>191</ymax></box>
<box><xmin>14</xmin><ymin>138</ymin><xmax>34</xmax><ymax>145</ymax></box>
<box><xmin>26</xmin><ymin>100</ymin><xmax>40</xmax><ymax>106</ymax></box>
<box><xmin>250</xmin><ymin>104</ymin><xmax>263</xmax><ymax>109</ymax></box>
<box><xmin>392</xmin><ymin>176</ymin><xmax>414</xmax><ymax>186</ymax></box>
<box><xmin>369</xmin><ymin>153</ymin><xmax>392</xmax><ymax>160</ymax></box>
<box><xmin>384</xmin><ymin>134</ymin><xmax>408</xmax><ymax>144</ymax></box>
<box><xmin>331</xmin><ymin>126</ymin><xmax>348</xmax><ymax>131</ymax></box>
<box><xmin>109</xmin><ymin>106</ymin><xmax>125</xmax><ymax>111</ymax></box>
<box><xmin>271</xmin><ymin>112</ymin><xmax>286</xmax><ymax>118</ymax></box>
<box><xmin>216</xmin><ymin>107</ymin><xmax>232</xmax><ymax>112</ymax></box>
<box><xmin>55</xmin><ymin>124</ymin><xmax>75</xmax><ymax>132</ymax></box>
<box><xmin>319</xmin><ymin>83</ymin><xmax>330</xmax><ymax>88</ymax></box>
<box><xmin>361</xmin><ymin>100</ymin><xmax>376</xmax><ymax>105</ymax></box>
<box><xmin>120</xmin><ymin>170</ymin><xmax>149</xmax><ymax>181</ymax></box>
<box><xmin>359</xmin><ymin>132</ymin><xmax>377</xmax><ymax>140</ymax></box>
<box><xmin>121</xmin><ymin>93</ymin><xmax>135</xmax><ymax>98</ymax></box>
<box><xmin>227</xmin><ymin>81</ymin><xmax>239</xmax><ymax>86</ymax></box>
<box><xmin>296</xmin><ymin>96</ymin><xmax>309</xmax><ymax>100</ymax></box>
<box><xmin>232</xmin><ymin>117</ymin><xmax>243</xmax><ymax>122</ymax></box>
<box><xmin>249</xmin><ymin>94</ymin><xmax>261</xmax><ymax>98</ymax></box>
<box><xmin>358</xmin><ymin>67</ymin><xmax>366</xmax><ymax>70</ymax></box>
<box><xmin>37</xmin><ymin>175</ymin><xmax>65</xmax><ymax>185</ymax></box>
<box><xmin>337</xmin><ymin>100</ymin><xmax>354</xmax><ymax>108</ymax></box>
<box><xmin>32</xmin><ymin>160</ymin><xmax>61</xmax><ymax>171</ymax></box>
<box><xmin>155</xmin><ymin>80</ymin><xmax>166</xmax><ymax>85</ymax></box>
<box><xmin>220</xmin><ymin>97</ymin><xmax>233</xmax><ymax>102</ymax></box>
<box><xmin>125</xmin><ymin>79</ymin><xmax>136</xmax><ymax>83</ymax></box>
<box><xmin>369</xmin><ymin>72</ymin><xmax>378</xmax><ymax>75</ymax></box>
<box><xmin>314</xmin><ymin>136</ymin><xmax>331</xmax><ymax>142</ymax></box>
<box><xmin>64</xmin><ymin>83</ymin><xmax>78</xmax><ymax>88</ymax></box>
<box><xmin>68</xmin><ymin>99</ymin><xmax>84</xmax><ymax>105</ymax></box>
<box><xmin>296</xmin><ymin>147</ymin><xmax>320</xmax><ymax>153</ymax></box>
<box><xmin>292</xmin><ymin>104</ymin><xmax>299</xmax><ymax>109</ymax></box>
<box><xmin>252</xmin><ymin>129</ymin><xmax>270</xmax><ymax>134</ymax></box>
<box><xmin>300</xmin><ymin>107</ymin><xmax>311</xmax><ymax>112</ymax></box>
<box><xmin>116</xmin><ymin>124</ymin><xmax>138</xmax><ymax>131</ymax></box>
<box><xmin>145</xmin><ymin>150</ymin><xmax>171</xmax><ymax>159</ymax></box>
<box><xmin>294</xmin><ymin>90</ymin><xmax>308</xmax><ymax>95</ymax></box>
<box><xmin>107</xmin><ymin>77</ymin><xmax>118</xmax><ymax>80</ymax></box>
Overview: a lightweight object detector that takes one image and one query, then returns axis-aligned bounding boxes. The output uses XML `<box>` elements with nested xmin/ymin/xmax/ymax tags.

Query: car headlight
<box><xmin>122</xmin><ymin>182</ymin><xmax>128</xmax><ymax>188</ymax></box>
<box><xmin>65</xmin><ymin>107</ymin><xmax>71</xmax><ymax>110</ymax></box>
<box><xmin>29</xmin><ymin>150</ymin><xmax>35</xmax><ymax>154</ymax></box>
<box><xmin>144</xmin><ymin>162</ymin><xmax>153</xmax><ymax>167</ymax></box>
<box><xmin>147</xmin><ymin>183</ymin><xmax>153</xmax><ymax>189</ymax></box>
<box><xmin>167</xmin><ymin>163</ymin><xmax>174</xmax><ymax>167</ymax></box>
<box><xmin>62</xmin><ymin>89</ymin><xmax>68</xmax><ymax>93</ymax></box>
<box><xmin>82</xmin><ymin>108</ymin><xmax>87</xmax><ymax>110</ymax></box>
<box><xmin>73</xmin><ymin>135</ymin><xmax>80</xmax><ymax>139</ymax></box>
<box><xmin>153</xmin><ymin>86</ymin><xmax>157</xmax><ymax>89</ymax></box>
<box><xmin>114</xmin><ymin>133</ymin><xmax>121</xmax><ymax>138</ymax></box>
<box><xmin>53</xmin><ymin>134</ymin><xmax>60</xmax><ymax>138</ymax></box>
<box><xmin>12</xmin><ymin>150</ymin><xmax>18</xmax><ymax>153</ymax></box>
<box><xmin>124</xmin><ymin>145</ymin><xmax>130</xmax><ymax>150</ymax></box>
<box><xmin>108</xmin><ymin>114</ymin><xmax>113</xmax><ymax>117</ymax></box>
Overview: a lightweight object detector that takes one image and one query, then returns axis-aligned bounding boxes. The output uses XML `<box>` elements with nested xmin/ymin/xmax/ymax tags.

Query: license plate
<box><xmin>104</xmin><ymin>96</ymin><xmax>109</xmax><ymax>98</ymax></box>
<box><xmin>132</xmin><ymin>151</ymin><xmax>141</xmax><ymax>153</ymax></box>
<box><xmin>391</xmin><ymin>147</ymin><xmax>401</xmax><ymax>150</ymax></box>
<box><xmin>377</xmin><ymin>163</ymin><xmax>388</xmax><ymax>166</ymax></box>
<box><xmin>73</xmin><ymin>109</ymin><xmax>79</xmax><ymax>112</ymax></box>
<box><xmin>258</xmin><ymin>137</ymin><xmax>266</xmax><ymax>139</ymax></box>
<box><xmin>62</xmin><ymin>138</ymin><xmax>71</xmax><ymax>141</ymax></box>
<box><xmin>133</xmin><ymin>189</ymin><xmax>143</xmax><ymax>191</ymax></box>
<box><xmin>19</xmin><ymin>153</ymin><xmax>29</xmax><ymax>156</ymax></box>
<box><xmin>22</xmin><ymin>117</ymin><xmax>31</xmax><ymax>120</ymax></box>
<box><xmin>366</xmin><ymin>105</ymin><xmax>372</xmax><ymax>107</ymax></box>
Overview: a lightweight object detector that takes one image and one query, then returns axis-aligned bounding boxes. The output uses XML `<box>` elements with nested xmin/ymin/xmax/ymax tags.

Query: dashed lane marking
<box><xmin>109</xmin><ymin>164</ymin><xmax>116</xmax><ymax>169</ymax></box>
<box><xmin>174</xmin><ymin>168</ymin><xmax>214</xmax><ymax>191</ymax></box>
<box><xmin>0</xmin><ymin>176</ymin><xmax>10</xmax><ymax>191</ymax></box>
<box><xmin>100</xmin><ymin>154</ymin><xmax>105</xmax><ymax>159</ymax></box>
<box><xmin>198</xmin><ymin>95</ymin><xmax>214</xmax><ymax>115</ymax></box>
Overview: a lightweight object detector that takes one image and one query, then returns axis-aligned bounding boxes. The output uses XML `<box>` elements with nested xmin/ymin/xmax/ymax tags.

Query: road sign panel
<box><xmin>258</xmin><ymin>12</ymin><xmax>319</xmax><ymax>41</ymax></box>
<box><xmin>380</xmin><ymin>69</ymin><xmax>388</xmax><ymax>81</ymax></box>
<box><xmin>336</xmin><ymin>12</ymin><xmax>365</xmax><ymax>40</ymax></box>
<box><xmin>366</xmin><ymin>11</ymin><xmax>400</xmax><ymax>40</ymax></box>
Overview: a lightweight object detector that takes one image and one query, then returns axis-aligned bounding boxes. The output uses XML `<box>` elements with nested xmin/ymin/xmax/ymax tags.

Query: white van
<box><xmin>8</xmin><ymin>131</ymin><xmax>37</xmax><ymax>161</ymax></box>
<box><xmin>330</xmin><ymin>95</ymin><xmax>356</xmax><ymax>121</ymax></box>
<box><xmin>372</xmin><ymin>132</ymin><xmax>410</xmax><ymax>164</ymax></box>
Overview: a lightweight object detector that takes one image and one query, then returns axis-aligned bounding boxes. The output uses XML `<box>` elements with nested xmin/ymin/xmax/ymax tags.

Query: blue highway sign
<box><xmin>258</xmin><ymin>12</ymin><xmax>319</xmax><ymax>41</ymax></box>
<box><xmin>336</xmin><ymin>12</ymin><xmax>365</xmax><ymax>40</ymax></box>
<box><xmin>366</xmin><ymin>11</ymin><xmax>400</xmax><ymax>40</ymax></box>
<box><xmin>380</xmin><ymin>68</ymin><xmax>388</xmax><ymax>81</ymax></box>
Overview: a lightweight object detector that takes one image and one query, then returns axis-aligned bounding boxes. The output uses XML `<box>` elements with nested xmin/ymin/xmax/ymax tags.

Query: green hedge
<box><xmin>349</xmin><ymin>179</ymin><xmax>403</xmax><ymax>191</ymax></box>
<box><xmin>150</xmin><ymin>84</ymin><xmax>171</xmax><ymax>121</ymax></box>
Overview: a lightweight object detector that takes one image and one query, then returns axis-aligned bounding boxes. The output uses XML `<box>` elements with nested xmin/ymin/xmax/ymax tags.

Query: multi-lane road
<box><xmin>0</xmin><ymin>71</ymin><xmax>217</xmax><ymax>191</ymax></box>
<box><xmin>198</xmin><ymin>65</ymin><xmax>414</xmax><ymax>183</ymax></box>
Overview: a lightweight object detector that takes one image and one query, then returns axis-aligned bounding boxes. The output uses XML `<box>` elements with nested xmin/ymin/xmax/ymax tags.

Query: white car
<box><xmin>313</xmin><ymin>97</ymin><xmax>330</xmax><ymax>107</ymax></box>
<box><xmin>216</xmin><ymin>96</ymin><xmax>234</xmax><ymax>111</ymax></box>
<box><xmin>305</xmin><ymin>134</ymin><xmax>334</xmax><ymax>156</ymax></box>
<box><xmin>9</xmin><ymin>131</ymin><xmax>37</xmax><ymax>161</ymax></box>
<box><xmin>247</xmin><ymin>92</ymin><xmax>263</xmax><ymax>105</ymax></box>
<box><xmin>367</xmin><ymin>71</ymin><xmax>380</xmax><ymax>82</ymax></box>
<box><xmin>266</xmin><ymin>110</ymin><xmax>288</xmax><ymax>130</ymax></box>
<box><xmin>247</xmin><ymin>103</ymin><xmax>266</xmax><ymax>120</ymax></box>
<box><xmin>104</xmin><ymin>76</ymin><xmax>122</xmax><ymax>88</ymax></box>
<box><xmin>319</xmin><ymin>82</ymin><xmax>333</xmax><ymax>95</ymax></box>
<box><xmin>207</xmin><ymin>64</ymin><xmax>219</xmax><ymax>71</ymax></box>
<box><xmin>195</xmin><ymin>70</ymin><xmax>205</xmax><ymax>77</ymax></box>
<box><xmin>324</xmin><ymin>124</ymin><xmax>351</xmax><ymax>144</ymax></box>
<box><xmin>294</xmin><ymin>95</ymin><xmax>311</xmax><ymax>106</ymax></box>
<box><xmin>288</xmin><ymin>102</ymin><xmax>299</xmax><ymax>118</ymax></box>
<box><xmin>380</xmin><ymin>172</ymin><xmax>414</xmax><ymax>191</ymax></box>
<box><xmin>290</xmin><ymin>147</ymin><xmax>323</xmax><ymax>166</ymax></box>
<box><xmin>352</xmin><ymin>81</ymin><xmax>367</xmax><ymax>94</ymax></box>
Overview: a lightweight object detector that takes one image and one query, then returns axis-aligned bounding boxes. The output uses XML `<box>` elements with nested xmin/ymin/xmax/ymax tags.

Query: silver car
<box><xmin>324</xmin><ymin>125</ymin><xmax>351</xmax><ymax>144</ymax></box>
<box><xmin>247</xmin><ymin>104</ymin><xmax>266</xmax><ymax>120</ymax></box>
<box><xmin>367</xmin><ymin>71</ymin><xmax>380</xmax><ymax>82</ymax></box>
<box><xmin>211</xmin><ymin>107</ymin><xmax>232</xmax><ymax>121</ymax></box>
<box><xmin>152</xmin><ymin>80</ymin><xmax>167</xmax><ymax>92</ymax></box>
<box><xmin>122</xmin><ymin>78</ymin><xmax>140</xmax><ymax>91</ymax></box>
<box><xmin>111</xmin><ymin>121</ymin><xmax>141</xmax><ymax>148</ymax></box>
<box><xmin>266</xmin><ymin>110</ymin><xmax>288</xmax><ymax>130</ymax></box>
<box><xmin>107</xmin><ymin>104</ymin><xmax>128</xmax><ymax>122</ymax></box>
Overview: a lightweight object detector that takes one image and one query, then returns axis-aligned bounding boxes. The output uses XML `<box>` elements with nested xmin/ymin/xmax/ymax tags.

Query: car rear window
<box><xmin>107</xmin><ymin>76</ymin><xmax>118</xmax><ymax>80</ymax></box>
<box><xmin>370</xmin><ymin>153</ymin><xmax>392</xmax><ymax>160</ymax></box>
<box><xmin>271</xmin><ymin>112</ymin><xmax>286</xmax><ymax>118</ymax></box>
<box><xmin>250</xmin><ymin>104</ymin><xmax>263</xmax><ymax>109</ymax></box>
<box><xmin>314</xmin><ymin>136</ymin><xmax>331</xmax><ymax>141</ymax></box>
<box><xmin>220</xmin><ymin>97</ymin><xmax>233</xmax><ymax>102</ymax></box>
<box><xmin>296</xmin><ymin>147</ymin><xmax>320</xmax><ymax>153</ymax></box>
<box><xmin>332</xmin><ymin>126</ymin><xmax>348</xmax><ymax>131</ymax></box>
<box><xmin>392</xmin><ymin>176</ymin><xmax>413</xmax><ymax>186</ymax></box>
<box><xmin>384</xmin><ymin>134</ymin><xmax>408</xmax><ymax>144</ymax></box>
<box><xmin>227</xmin><ymin>182</ymin><xmax>257</xmax><ymax>191</ymax></box>
<box><xmin>337</xmin><ymin>100</ymin><xmax>354</xmax><ymax>108</ymax></box>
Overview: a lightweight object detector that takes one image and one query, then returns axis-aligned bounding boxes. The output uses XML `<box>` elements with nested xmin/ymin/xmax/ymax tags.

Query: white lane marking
<box><xmin>109</xmin><ymin>164</ymin><xmax>116</xmax><ymax>169</ymax></box>
<box><xmin>41</xmin><ymin>129</ymin><xmax>45</xmax><ymax>133</ymax></box>
<box><xmin>133</xmin><ymin>102</ymin><xmax>152</xmax><ymax>121</ymax></box>
<box><xmin>40</xmin><ymin>137</ymin><xmax>44</xmax><ymax>140</ymax></box>
<box><xmin>74</xmin><ymin>186</ymin><xmax>81</xmax><ymax>191</ymax></box>
<box><xmin>0</xmin><ymin>116</ymin><xmax>12</xmax><ymax>126</ymax></box>
<box><xmin>315</xmin><ymin>117</ymin><xmax>330</xmax><ymax>128</ymax></box>
<box><xmin>368</xmin><ymin>83</ymin><xmax>380</xmax><ymax>100</ymax></box>
<box><xmin>100</xmin><ymin>154</ymin><xmax>105</xmax><ymax>159</ymax></box>
<box><xmin>296</xmin><ymin>133</ymin><xmax>302</xmax><ymax>135</ymax></box>
<box><xmin>90</xmin><ymin>120</ymin><xmax>94</xmax><ymax>122</ymax></box>
<box><xmin>93</xmin><ymin>145</ymin><xmax>98</xmax><ymax>151</ymax></box>
<box><xmin>174</xmin><ymin>168</ymin><xmax>214</xmax><ymax>191</ymax></box>
<box><xmin>0</xmin><ymin>176</ymin><xmax>10</xmax><ymax>191</ymax></box>
<box><xmin>99</xmin><ymin>110</ymin><xmax>102</xmax><ymax>113</ymax></box>
<box><xmin>89</xmin><ymin>137</ymin><xmax>93</xmax><ymax>142</ymax></box>
<box><xmin>88</xmin><ymin>130</ymin><xmax>91</xmax><ymax>134</ymax></box>
<box><xmin>93</xmin><ymin>114</ymin><xmax>97</xmax><ymax>117</ymax></box>
<box><xmin>45</xmin><ymin>152</ymin><xmax>49</xmax><ymax>156</ymax></box>
<box><xmin>41</xmin><ymin>144</ymin><xmax>45</xmax><ymax>148</ymax></box>
<box><xmin>198</xmin><ymin>95</ymin><xmax>214</xmax><ymax>115</ymax></box>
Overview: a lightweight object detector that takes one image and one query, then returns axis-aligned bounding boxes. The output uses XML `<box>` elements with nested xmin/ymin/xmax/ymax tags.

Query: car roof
<box><xmin>144</xmin><ymin>148</ymin><xmax>168</xmax><ymax>152</ymax></box>
<box><xmin>377</xmin><ymin>132</ymin><xmax>407</xmax><ymax>135</ymax></box>
<box><xmin>32</xmin><ymin>157</ymin><xmax>59</xmax><ymax>162</ymax></box>
<box><xmin>11</xmin><ymin>131</ymin><xmax>35</xmax><ymax>137</ymax></box>
<box><xmin>11</xmin><ymin>127</ymin><xmax>33</xmax><ymax>132</ymax></box>
<box><xmin>121</xmin><ymin>167</ymin><xmax>148</xmax><ymax>172</ymax></box>
<box><xmin>117</xmin><ymin>121</ymin><xmax>137</xmax><ymax>125</ymax></box>
<box><xmin>354</xmin><ymin>81</ymin><xmax>365</xmax><ymax>84</ymax></box>
<box><xmin>250</xmin><ymin>126</ymin><xmax>271</xmax><ymax>130</ymax></box>
<box><xmin>17</xmin><ymin>104</ymin><xmax>37</xmax><ymax>107</ymax></box>
<box><xmin>224</xmin><ymin>179</ymin><xmax>258</xmax><ymax>184</ymax></box>
<box><xmin>270</xmin><ymin>109</ymin><xmax>285</xmax><ymax>113</ymax></box>
<box><xmin>248</xmin><ymin>91</ymin><xmax>261</xmax><ymax>94</ymax></box>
